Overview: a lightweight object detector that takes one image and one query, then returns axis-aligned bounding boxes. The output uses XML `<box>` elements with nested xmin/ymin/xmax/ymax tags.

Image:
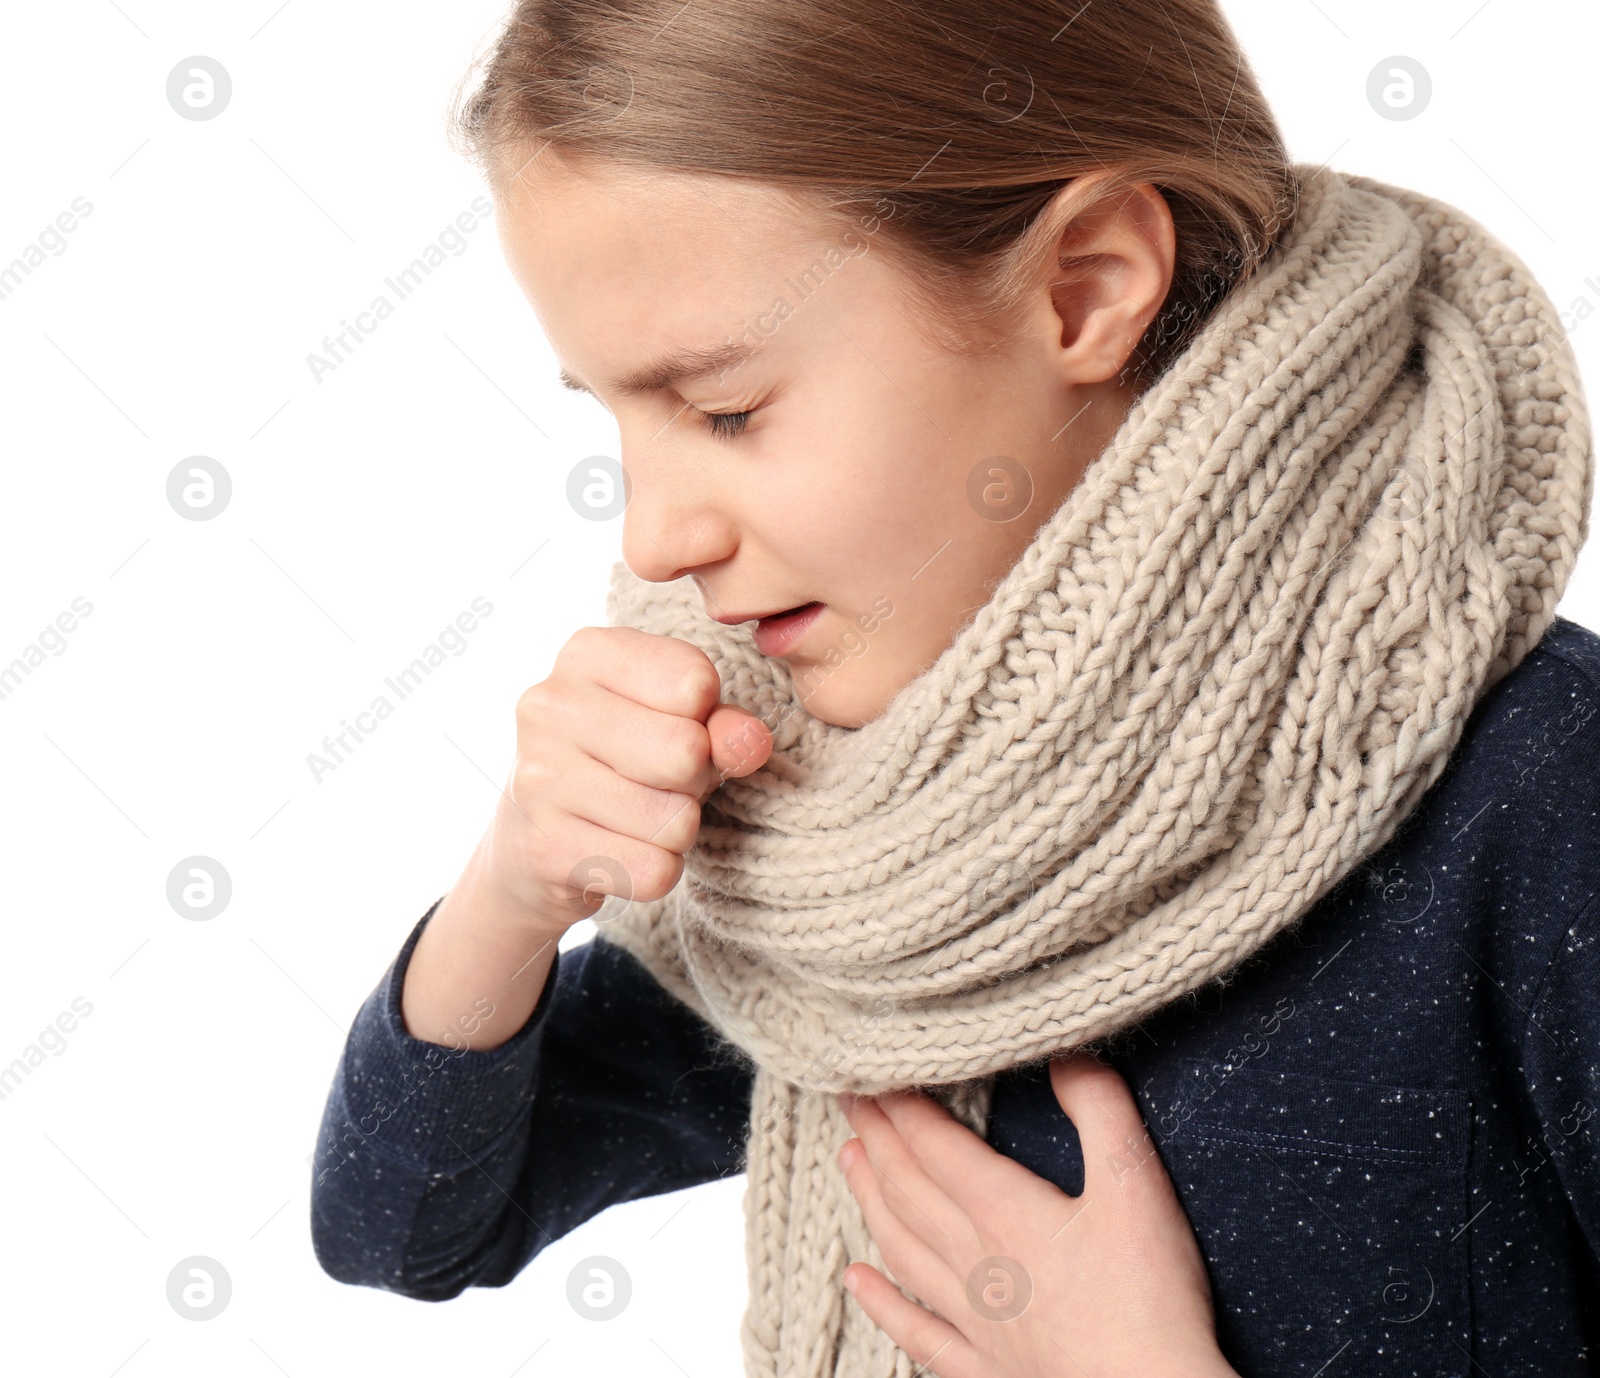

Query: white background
<box><xmin>1</xmin><ymin>2</ymin><xmax>1597</xmax><ymax>1375</ymax></box>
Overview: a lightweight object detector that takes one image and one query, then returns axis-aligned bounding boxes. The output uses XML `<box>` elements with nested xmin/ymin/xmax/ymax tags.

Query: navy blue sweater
<box><xmin>311</xmin><ymin>615</ymin><xmax>1600</xmax><ymax>1377</ymax></box>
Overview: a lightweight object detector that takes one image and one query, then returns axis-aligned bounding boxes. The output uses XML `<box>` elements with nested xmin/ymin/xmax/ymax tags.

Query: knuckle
<box><xmin>514</xmin><ymin>680</ymin><xmax>550</xmax><ymax>726</ymax></box>
<box><xmin>535</xmin><ymin>830</ymin><xmax>623</xmax><ymax>918</ymax></box>
<box><xmin>515</xmin><ymin>680</ymin><xmax>573</xmax><ymax>747</ymax></box>
<box><xmin>631</xmin><ymin>846</ymin><xmax>682</xmax><ymax>900</ymax></box>
<box><xmin>660</xmin><ymin>718</ymin><xmax>711</xmax><ymax>784</ymax></box>
<box><xmin>551</xmin><ymin>625</ymin><xmax>607</xmax><ymax>682</ymax></box>
<box><xmin>535</xmin><ymin>857</ymin><xmax>585</xmax><ymax>916</ymax></box>
<box><xmin>666</xmin><ymin>646</ymin><xmax>721</xmax><ymax>715</ymax></box>
<box><xmin>652</xmin><ymin>791</ymin><xmax>702</xmax><ymax>852</ymax></box>
<box><xmin>511</xmin><ymin>755</ymin><xmax>557</xmax><ymax>806</ymax></box>
<box><xmin>563</xmin><ymin>852</ymin><xmax>629</xmax><ymax>909</ymax></box>
<box><xmin>565</xmin><ymin>623</ymin><xmax>608</xmax><ymax>658</ymax></box>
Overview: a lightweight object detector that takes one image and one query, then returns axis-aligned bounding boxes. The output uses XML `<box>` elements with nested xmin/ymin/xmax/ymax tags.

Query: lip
<box><xmin>710</xmin><ymin>602</ymin><xmax>806</xmax><ymax>625</ymax></box>
<box><xmin>750</xmin><ymin>601</ymin><xmax>825</xmax><ymax>657</ymax></box>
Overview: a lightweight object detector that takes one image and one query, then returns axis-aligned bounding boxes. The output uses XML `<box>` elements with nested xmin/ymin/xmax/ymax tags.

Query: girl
<box><xmin>311</xmin><ymin>2</ymin><xmax>1600</xmax><ymax>1375</ymax></box>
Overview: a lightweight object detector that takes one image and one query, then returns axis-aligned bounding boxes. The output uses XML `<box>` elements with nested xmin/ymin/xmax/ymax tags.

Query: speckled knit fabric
<box><xmin>595</xmin><ymin>162</ymin><xmax>1593</xmax><ymax>1378</ymax></box>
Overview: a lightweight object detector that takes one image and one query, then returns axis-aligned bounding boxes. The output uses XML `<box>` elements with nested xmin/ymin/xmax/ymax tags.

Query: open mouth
<box><xmin>752</xmin><ymin>601</ymin><xmax>824</xmax><ymax>656</ymax></box>
<box><xmin>756</xmin><ymin>600</ymin><xmax>821</xmax><ymax>628</ymax></box>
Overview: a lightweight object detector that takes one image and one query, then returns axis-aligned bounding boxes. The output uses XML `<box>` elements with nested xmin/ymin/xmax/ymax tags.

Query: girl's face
<box><xmin>496</xmin><ymin>152</ymin><xmax>1173</xmax><ymax>727</ymax></box>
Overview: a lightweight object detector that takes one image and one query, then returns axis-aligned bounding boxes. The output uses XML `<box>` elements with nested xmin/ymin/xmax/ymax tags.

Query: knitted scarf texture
<box><xmin>594</xmin><ymin>162</ymin><xmax>1593</xmax><ymax>1378</ymax></box>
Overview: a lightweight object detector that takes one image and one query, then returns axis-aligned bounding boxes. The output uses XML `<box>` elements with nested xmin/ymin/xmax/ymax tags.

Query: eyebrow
<box><xmin>558</xmin><ymin>339</ymin><xmax>760</xmax><ymax>398</ymax></box>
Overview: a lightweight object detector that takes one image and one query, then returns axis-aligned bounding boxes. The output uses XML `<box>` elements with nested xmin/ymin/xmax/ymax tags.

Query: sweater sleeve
<box><xmin>309</xmin><ymin>898</ymin><xmax>755</xmax><ymax>1300</ymax></box>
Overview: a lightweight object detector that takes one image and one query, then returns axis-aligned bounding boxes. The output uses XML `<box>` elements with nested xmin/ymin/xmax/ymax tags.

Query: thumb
<box><xmin>705</xmin><ymin>703</ymin><xmax>773</xmax><ymax>784</ymax></box>
<box><xmin>1049</xmin><ymin>1051</ymin><xmax>1155</xmax><ymax>1193</ymax></box>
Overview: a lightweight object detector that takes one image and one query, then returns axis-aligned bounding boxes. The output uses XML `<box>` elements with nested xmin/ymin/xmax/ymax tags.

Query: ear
<box><xmin>1030</xmin><ymin>177</ymin><xmax>1176</xmax><ymax>387</ymax></box>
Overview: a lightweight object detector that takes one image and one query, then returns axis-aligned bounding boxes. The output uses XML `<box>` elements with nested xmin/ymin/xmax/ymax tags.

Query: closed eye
<box><xmin>695</xmin><ymin>406</ymin><xmax>753</xmax><ymax>440</ymax></box>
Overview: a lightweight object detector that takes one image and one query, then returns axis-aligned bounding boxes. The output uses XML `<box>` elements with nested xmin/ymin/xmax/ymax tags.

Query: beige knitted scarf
<box><xmin>593</xmin><ymin>162</ymin><xmax>1592</xmax><ymax>1378</ymax></box>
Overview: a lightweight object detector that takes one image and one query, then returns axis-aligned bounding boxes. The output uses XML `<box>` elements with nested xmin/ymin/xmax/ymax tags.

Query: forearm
<box><xmin>400</xmin><ymin>839</ymin><xmax>567</xmax><ymax>1052</ymax></box>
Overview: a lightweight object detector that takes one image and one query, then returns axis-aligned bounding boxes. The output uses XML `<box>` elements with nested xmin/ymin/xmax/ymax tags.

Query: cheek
<box><xmin>768</xmin><ymin>453</ymin><xmax>943</xmax><ymax>593</ymax></box>
<box><xmin>789</xmin><ymin>395</ymin><xmax>966</xmax><ymax>558</ymax></box>
<box><xmin>758</xmin><ymin>350</ymin><xmax>1019</xmax><ymax>655</ymax></box>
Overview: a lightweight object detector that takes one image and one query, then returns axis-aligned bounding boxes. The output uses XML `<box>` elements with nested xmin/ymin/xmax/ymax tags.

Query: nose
<box><xmin>617</xmin><ymin>432</ymin><xmax>739</xmax><ymax>585</ymax></box>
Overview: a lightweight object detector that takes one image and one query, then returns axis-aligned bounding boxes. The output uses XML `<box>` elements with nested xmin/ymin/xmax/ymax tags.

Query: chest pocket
<box><xmin>1150</xmin><ymin>1060</ymin><xmax>1473</xmax><ymax>1378</ymax></box>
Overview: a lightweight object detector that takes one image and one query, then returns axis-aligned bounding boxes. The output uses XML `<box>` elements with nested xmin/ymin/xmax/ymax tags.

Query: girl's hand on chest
<box><xmin>838</xmin><ymin>1053</ymin><xmax>1239</xmax><ymax>1378</ymax></box>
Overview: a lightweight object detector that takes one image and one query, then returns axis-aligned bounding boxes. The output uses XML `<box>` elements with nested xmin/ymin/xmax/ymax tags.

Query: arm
<box><xmin>309</xmin><ymin>897</ymin><xmax>754</xmax><ymax>1300</ymax></box>
<box><xmin>397</xmin><ymin>836</ymin><xmax>567</xmax><ymax>1054</ymax></box>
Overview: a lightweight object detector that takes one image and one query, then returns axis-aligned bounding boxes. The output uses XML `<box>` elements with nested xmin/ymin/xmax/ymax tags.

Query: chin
<box><xmin>794</xmin><ymin>679</ymin><xmax>881</xmax><ymax>730</ymax></box>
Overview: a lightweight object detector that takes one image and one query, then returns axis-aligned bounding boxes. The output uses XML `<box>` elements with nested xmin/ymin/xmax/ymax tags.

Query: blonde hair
<box><xmin>448</xmin><ymin>0</ymin><xmax>1301</xmax><ymax>390</ymax></box>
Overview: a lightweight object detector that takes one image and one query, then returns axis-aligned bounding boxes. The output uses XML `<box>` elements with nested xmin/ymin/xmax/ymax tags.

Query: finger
<box><xmin>706</xmin><ymin>702</ymin><xmax>772</xmax><ymax>781</ymax></box>
<box><xmin>552</xmin><ymin>679</ymin><xmax>726</xmax><ymax>797</ymax></box>
<box><xmin>843</xmin><ymin>1096</ymin><xmax>974</xmax><ymax>1259</ymax></box>
<box><xmin>870</xmin><ymin>1089</ymin><xmax>1061</xmax><ymax>1224</ymax></box>
<box><xmin>563</xmin><ymin>626</ymin><xmax>724</xmax><ymax>720</ymax></box>
<box><xmin>539</xmin><ymin>742</ymin><xmax>703</xmax><ymax>855</ymax></box>
<box><xmin>838</xmin><ymin>1138</ymin><xmax>965</xmax><ymax>1325</ymax></box>
<box><xmin>1049</xmin><ymin>1052</ymin><xmax>1161</xmax><ymax>1196</ymax></box>
<box><xmin>842</xmin><ymin>1262</ymin><xmax>982</xmax><ymax>1378</ymax></box>
<box><xmin>541</xmin><ymin>815</ymin><xmax>684</xmax><ymax>916</ymax></box>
